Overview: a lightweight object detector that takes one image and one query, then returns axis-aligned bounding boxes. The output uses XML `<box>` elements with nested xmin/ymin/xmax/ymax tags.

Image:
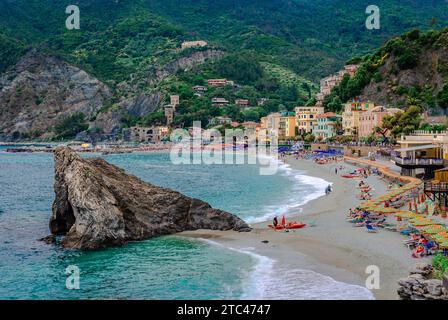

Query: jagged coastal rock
<box><xmin>397</xmin><ymin>264</ymin><xmax>448</xmax><ymax>300</ymax></box>
<box><xmin>49</xmin><ymin>147</ymin><xmax>250</xmax><ymax>250</ymax></box>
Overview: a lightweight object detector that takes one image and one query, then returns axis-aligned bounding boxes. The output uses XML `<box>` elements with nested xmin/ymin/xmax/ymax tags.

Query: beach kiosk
<box><xmin>393</xmin><ymin>144</ymin><xmax>444</xmax><ymax>179</ymax></box>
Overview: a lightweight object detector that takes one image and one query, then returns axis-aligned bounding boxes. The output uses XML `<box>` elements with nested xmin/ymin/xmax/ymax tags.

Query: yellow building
<box><xmin>279</xmin><ymin>115</ymin><xmax>296</xmax><ymax>140</ymax></box>
<box><xmin>260</xmin><ymin>112</ymin><xmax>296</xmax><ymax>141</ymax></box>
<box><xmin>342</xmin><ymin>101</ymin><xmax>375</xmax><ymax>136</ymax></box>
<box><xmin>295</xmin><ymin>106</ymin><xmax>325</xmax><ymax>134</ymax></box>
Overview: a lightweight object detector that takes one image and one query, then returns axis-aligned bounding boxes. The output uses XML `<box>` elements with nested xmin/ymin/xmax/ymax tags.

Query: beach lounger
<box><xmin>366</xmin><ymin>224</ymin><xmax>378</xmax><ymax>233</ymax></box>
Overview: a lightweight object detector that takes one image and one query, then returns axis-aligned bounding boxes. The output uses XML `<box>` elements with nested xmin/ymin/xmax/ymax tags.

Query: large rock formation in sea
<box><xmin>49</xmin><ymin>147</ymin><xmax>250</xmax><ymax>250</ymax></box>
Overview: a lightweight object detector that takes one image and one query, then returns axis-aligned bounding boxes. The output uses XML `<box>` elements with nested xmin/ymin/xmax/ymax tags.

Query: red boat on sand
<box><xmin>268</xmin><ymin>216</ymin><xmax>306</xmax><ymax>230</ymax></box>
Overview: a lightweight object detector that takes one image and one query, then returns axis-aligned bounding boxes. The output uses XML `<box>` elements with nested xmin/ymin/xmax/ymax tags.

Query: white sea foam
<box><xmin>245</xmin><ymin>156</ymin><xmax>331</xmax><ymax>223</ymax></box>
<box><xmin>200</xmin><ymin>239</ymin><xmax>374</xmax><ymax>300</ymax></box>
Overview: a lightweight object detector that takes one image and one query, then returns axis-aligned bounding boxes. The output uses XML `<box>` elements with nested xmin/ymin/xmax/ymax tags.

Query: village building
<box><xmin>193</xmin><ymin>86</ymin><xmax>207</xmax><ymax>96</ymax></box>
<box><xmin>164</xmin><ymin>105</ymin><xmax>175</xmax><ymax>126</ymax></box>
<box><xmin>295</xmin><ymin>106</ymin><xmax>325</xmax><ymax>134</ymax></box>
<box><xmin>209</xmin><ymin>116</ymin><xmax>232</xmax><ymax>126</ymax></box>
<box><xmin>393</xmin><ymin>131</ymin><xmax>448</xmax><ymax>178</ymax></box>
<box><xmin>344</xmin><ymin>64</ymin><xmax>359</xmax><ymax>77</ymax></box>
<box><xmin>257</xmin><ymin>98</ymin><xmax>268</xmax><ymax>106</ymax></box>
<box><xmin>316</xmin><ymin>64</ymin><xmax>359</xmax><ymax>105</ymax></box>
<box><xmin>181</xmin><ymin>40</ymin><xmax>208</xmax><ymax>50</ymax></box>
<box><xmin>170</xmin><ymin>95</ymin><xmax>180</xmax><ymax>109</ymax></box>
<box><xmin>207</xmin><ymin>79</ymin><xmax>230</xmax><ymax>87</ymax></box>
<box><xmin>279</xmin><ymin>113</ymin><xmax>296</xmax><ymax>140</ymax></box>
<box><xmin>235</xmin><ymin>99</ymin><xmax>250</xmax><ymax>107</ymax></box>
<box><xmin>211</xmin><ymin>97</ymin><xmax>229</xmax><ymax>107</ymax></box>
<box><xmin>123</xmin><ymin>126</ymin><xmax>169</xmax><ymax>143</ymax></box>
<box><xmin>358</xmin><ymin>106</ymin><xmax>401</xmax><ymax>138</ymax></box>
<box><xmin>260</xmin><ymin>113</ymin><xmax>281</xmax><ymax>139</ymax></box>
<box><xmin>342</xmin><ymin>101</ymin><xmax>375</xmax><ymax>136</ymax></box>
<box><xmin>260</xmin><ymin>112</ymin><xmax>296</xmax><ymax>141</ymax></box>
<box><xmin>313</xmin><ymin>112</ymin><xmax>342</xmax><ymax>141</ymax></box>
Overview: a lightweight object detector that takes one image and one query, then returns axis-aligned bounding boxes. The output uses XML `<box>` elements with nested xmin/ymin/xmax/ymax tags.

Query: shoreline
<box><xmin>181</xmin><ymin>155</ymin><xmax>424</xmax><ymax>300</ymax></box>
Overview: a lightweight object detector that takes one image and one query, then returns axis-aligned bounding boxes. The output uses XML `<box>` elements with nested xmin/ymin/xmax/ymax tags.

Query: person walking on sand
<box><xmin>335</xmin><ymin>167</ymin><xmax>338</xmax><ymax>175</ymax></box>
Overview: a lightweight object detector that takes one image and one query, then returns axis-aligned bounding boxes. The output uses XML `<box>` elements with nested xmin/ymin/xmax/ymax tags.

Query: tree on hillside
<box><xmin>143</xmin><ymin>111</ymin><xmax>166</xmax><ymax>126</ymax></box>
<box><xmin>54</xmin><ymin>112</ymin><xmax>89</xmax><ymax>140</ymax></box>
<box><xmin>326</xmin><ymin>96</ymin><xmax>343</xmax><ymax>113</ymax></box>
<box><xmin>377</xmin><ymin>105</ymin><xmax>423</xmax><ymax>139</ymax></box>
<box><xmin>215</xmin><ymin>53</ymin><xmax>264</xmax><ymax>84</ymax></box>
<box><xmin>437</xmin><ymin>84</ymin><xmax>448</xmax><ymax>113</ymax></box>
<box><xmin>374</xmin><ymin>114</ymin><xmax>397</xmax><ymax>143</ymax></box>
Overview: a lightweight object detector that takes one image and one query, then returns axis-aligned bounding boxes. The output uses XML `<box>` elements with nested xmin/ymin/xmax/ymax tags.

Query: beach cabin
<box><xmin>393</xmin><ymin>144</ymin><xmax>444</xmax><ymax>179</ymax></box>
<box><xmin>424</xmin><ymin>168</ymin><xmax>448</xmax><ymax>204</ymax></box>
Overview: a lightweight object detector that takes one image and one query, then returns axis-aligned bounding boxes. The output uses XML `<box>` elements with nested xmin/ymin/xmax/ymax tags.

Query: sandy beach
<box><xmin>181</xmin><ymin>156</ymin><xmax>428</xmax><ymax>300</ymax></box>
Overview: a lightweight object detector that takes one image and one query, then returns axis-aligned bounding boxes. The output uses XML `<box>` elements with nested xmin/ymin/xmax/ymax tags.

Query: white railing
<box><xmin>392</xmin><ymin>155</ymin><xmax>444</xmax><ymax>166</ymax></box>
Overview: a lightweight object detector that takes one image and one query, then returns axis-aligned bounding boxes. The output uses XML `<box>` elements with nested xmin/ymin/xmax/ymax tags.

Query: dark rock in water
<box><xmin>40</xmin><ymin>235</ymin><xmax>56</xmax><ymax>244</ymax></box>
<box><xmin>49</xmin><ymin>147</ymin><xmax>251</xmax><ymax>250</ymax></box>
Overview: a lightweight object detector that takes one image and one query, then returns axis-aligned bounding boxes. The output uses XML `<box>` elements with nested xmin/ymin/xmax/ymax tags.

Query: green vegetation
<box><xmin>0</xmin><ymin>32</ymin><xmax>27</xmax><ymax>73</ymax></box>
<box><xmin>419</xmin><ymin>123</ymin><xmax>447</xmax><ymax>132</ymax></box>
<box><xmin>1</xmin><ymin>0</ymin><xmax>448</xmax><ymax>82</ymax></box>
<box><xmin>437</xmin><ymin>85</ymin><xmax>448</xmax><ymax>111</ymax></box>
<box><xmin>432</xmin><ymin>254</ymin><xmax>448</xmax><ymax>279</ymax></box>
<box><xmin>1</xmin><ymin>1</ymin><xmax>448</xmax><ymax>136</ymax></box>
<box><xmin>376</xmin><ymin>105</ymin><xmax>423</xmax><ymax>140</ymax></box>
<box><xmin>215</xmin><ymin>53</ymin><xmax>264</xmax><ymax>84</ymax></box>
<box><xmin>54</xmin><ymin>112</ymin><xmax>89</xmax><ymax>140</ymax></box>
<box><xmin>324</xmin><ymin>28</ymin><xmax>448</xmax><ymax>113</ymax></box>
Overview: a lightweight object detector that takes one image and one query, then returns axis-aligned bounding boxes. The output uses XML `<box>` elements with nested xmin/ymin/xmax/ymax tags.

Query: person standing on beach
<box><xmin>273</xmin><ymin>216</ymin><xmax>278</xmax><ymax>227</ymax></box>
<box><xmin>335</xmin><ymin>167</ymin><xmax>338</xmax><ymax>175</ymax></box>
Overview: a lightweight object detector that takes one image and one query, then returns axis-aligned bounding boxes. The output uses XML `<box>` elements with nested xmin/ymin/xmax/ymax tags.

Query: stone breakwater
<box><xmin>48</xmin><ymin>147</ymin><xmax>251</xmax><ymax>250</ymax></box>
<box><xmin>398</xmin><ymin>264</ymin><xmax>448</xmax><ymax>300</ymax></box>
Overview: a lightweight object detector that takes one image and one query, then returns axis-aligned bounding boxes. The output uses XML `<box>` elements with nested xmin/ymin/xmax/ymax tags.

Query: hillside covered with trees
<box><xmin>1</xmin><ymin>0</ymin><xmax>448</xmax><ymax>140</ymax></box>
<box><xmin>324</xmin><ymin>28</ymin><xmax>448</xmax><ymax>116</ymax></box>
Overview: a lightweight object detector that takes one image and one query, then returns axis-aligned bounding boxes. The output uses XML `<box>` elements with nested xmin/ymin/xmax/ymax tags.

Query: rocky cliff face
<box><xmin>154</xmin><ymin>49</ymin><xmax>224</xmax><ymax>83</ymax></box>
<box><xmin>49</xmin><ymin>147</ymin><xmax>250</xmax><ymax>250</ymax></box>
<box><xmin>360</xmin><ymin>48</ymin><xmax>447</xmax><ymax>108</ymax></box>
<box><xmin>0</xmin><ymin>50</ymin><xmax>112</xmax><ymax>141</ymax></box>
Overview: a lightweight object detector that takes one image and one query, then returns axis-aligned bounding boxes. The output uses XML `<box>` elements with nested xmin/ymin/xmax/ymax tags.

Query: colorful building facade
<box><xmin>313</xmin><ymin>113</ymin><xmax>341</xmax><ymax>140</ymax></box>
<box><xmin>342</xmin><ymin>101</ymin><xmax>375</xmax><ymax>136</ymax></box>
<box><xmin>295</xmin><ymin>106</ymin><xmax>325</xmax><ymax>134</ymax></box>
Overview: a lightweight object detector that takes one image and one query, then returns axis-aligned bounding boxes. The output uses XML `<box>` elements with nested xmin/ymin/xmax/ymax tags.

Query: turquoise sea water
<box><xmin>0</xmin><ymin>148</ymin><xmax>373</xmax><ymax>299</ymax></box>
